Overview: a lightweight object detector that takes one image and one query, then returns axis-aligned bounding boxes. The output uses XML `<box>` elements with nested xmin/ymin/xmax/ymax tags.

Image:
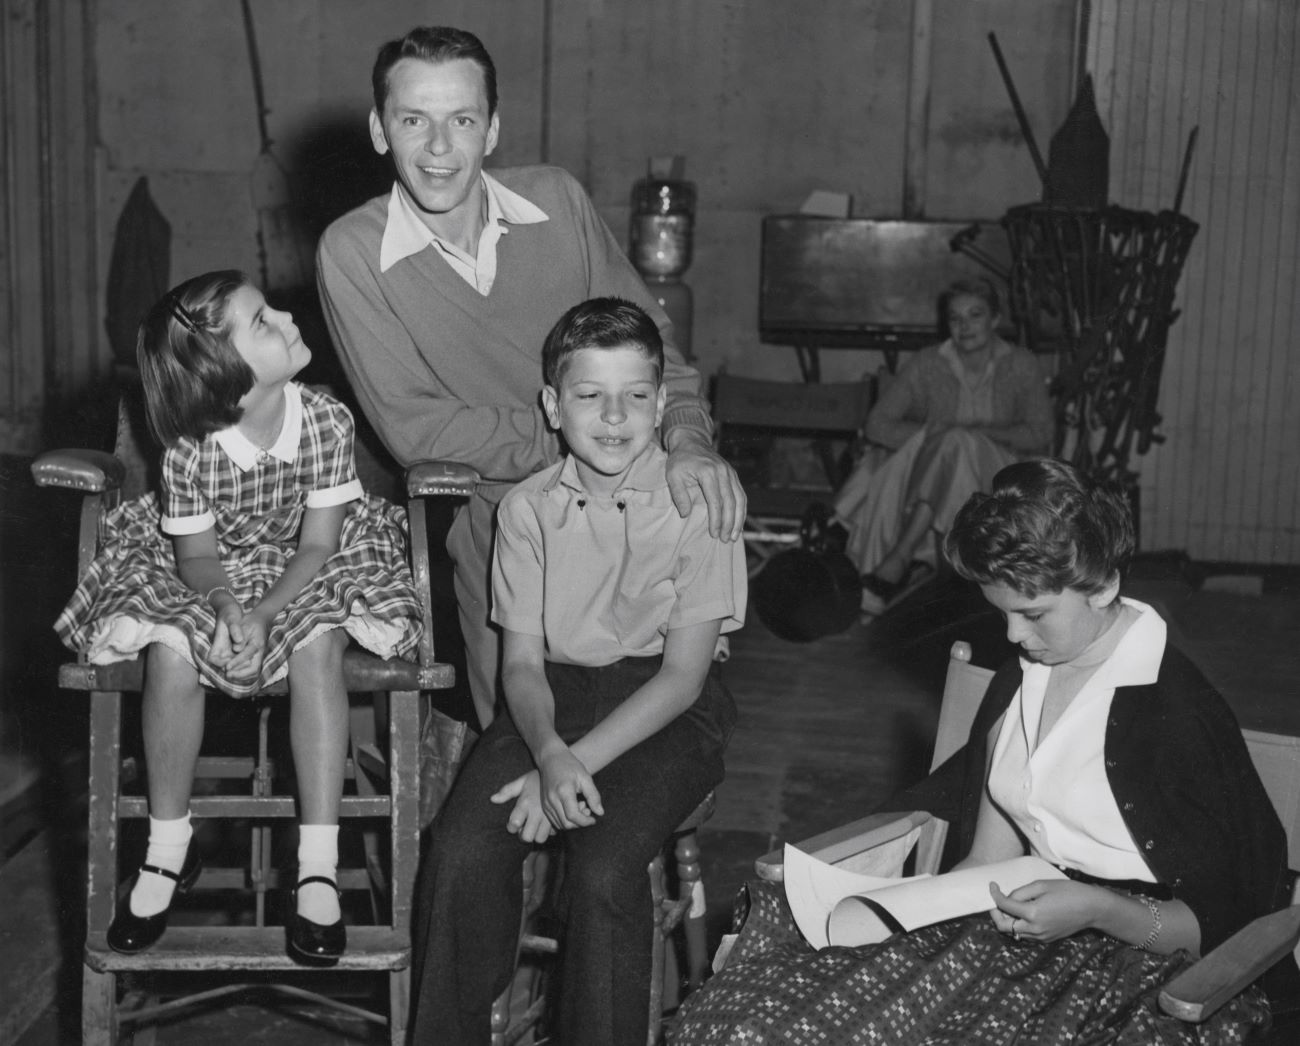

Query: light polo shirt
<box><xmin>491</xmin><ymin>445</ymin><xmax>746</xmax><ymax>667</ymax></box>
<box><xmin>161</xmin><ymin>383</ymin><xmax>361</xmax><ymax>534</ymax></box>
<box><xmin>378</xmin><ymin>171</ymin><xmax>549</xmax><ymax>293</ymax></box>
<box><xmin>988</xmin><ymin>596</ymin><xmax>1166</xmax><ymax>881</ymax></box>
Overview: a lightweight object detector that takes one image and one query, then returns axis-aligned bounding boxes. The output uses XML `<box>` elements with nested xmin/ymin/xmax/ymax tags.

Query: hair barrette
<box><xmin>166</xmin><ymin>293</ymin><xmax>200</xmax><ymax>335</ymax></box>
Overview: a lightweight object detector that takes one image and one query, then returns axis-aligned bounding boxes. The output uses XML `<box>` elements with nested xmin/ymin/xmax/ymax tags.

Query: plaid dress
<box><xmin>669</xmin><ymin>881</ymin><xmax>1270</xmax><ymax>1046</ymax></box>
<box><xmin>55</xmin><ymin>383</ymin><xmax>421</xmax><ymax>697</ymax></box>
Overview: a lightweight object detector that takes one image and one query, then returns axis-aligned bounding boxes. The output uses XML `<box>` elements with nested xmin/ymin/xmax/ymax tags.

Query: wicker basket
<box><xmin>1003</xmin><ymin>204</ymin><xmax>1198</xmax><ymax>490</ymax></box>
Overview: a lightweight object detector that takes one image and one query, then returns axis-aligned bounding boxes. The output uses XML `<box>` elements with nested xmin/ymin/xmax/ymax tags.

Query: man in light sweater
<box><xmin>317</xmin><ymin>26</ymin><xmax>743</xmax><ymax>731</ymax></box>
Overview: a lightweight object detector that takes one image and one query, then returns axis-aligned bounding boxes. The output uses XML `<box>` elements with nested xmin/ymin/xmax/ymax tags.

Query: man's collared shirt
<box><xmin>378</xmin><ymin>172</ymin><xmax>549</xmax><ymax>293</ymax></box>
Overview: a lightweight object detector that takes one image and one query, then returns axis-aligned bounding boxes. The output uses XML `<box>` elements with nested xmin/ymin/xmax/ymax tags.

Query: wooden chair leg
<box><xmin>252</xmin><ymin>703</ymin><xmax>274</xmax><ymax>927</ymax></box>
<box><xmin>86</xmin><ymin>690</ymin><xmax>123</xmax><ymax>938</ymax></box>
<box><xmin>84</xmin><ymin>690</ymin><xmax>123</xmax><ymax>1044</ymax></box>
<box><xmin>82</xmin><ymin>965</ymin><xmax>116</xmax><ymax>1046</ymax></box>
<box><xmin>647</xmin><ymin>853</ymin><xmax>668</xmax><ymax>1046</ymax></box>
<box><xmin>350</xmin><ymin>698</ymin><xmax>388</xmax><ymax>922</ymax></box>
<box><xmin>389</xmin><ymin>967</ymin><xmax>410</xmax><ymax>1046</ymax></box>
<box><xmin>388</xmin><ymin>690</ymin><xmax>421</xmax><ymax>939</ymax></box>
<box><xmin>674</xmin><ymin>829</ymin><xmax>709</xmax><ymax>991</ymax></box>
<box><xmin>491</xmin><ymin>849</ymin><xmax>541</xmax><ymax>1046</ymax></box>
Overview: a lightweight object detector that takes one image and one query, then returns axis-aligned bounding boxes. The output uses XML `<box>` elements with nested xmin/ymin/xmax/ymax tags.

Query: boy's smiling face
<box><xmin>542</xmin><ymin>345</ymin><xmax>665</xmax><ymax>496</ymax></box>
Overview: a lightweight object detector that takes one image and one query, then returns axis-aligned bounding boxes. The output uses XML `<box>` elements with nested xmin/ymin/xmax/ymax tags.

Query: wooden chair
<box><xmin>712</xmin><ymin>373</ymin><xmax>873</xmax><ymax>576</ymax></box>
<box><xmin>754</xmin><ymin>639</ymin><xmax>989</xmax><ymax>884</ymax></box>
<box><xmin>752</xmin><ymin>641</ymin><xmax>1300</xmax><ymax>1037</ymax></box>
<box><xmin>490</xmin><ymin>791</ymin><xmax>717</xmax><ymax>1046</ymax></box>
<box><xmin>31</xmin><ymin>405</ymin><xmax>475</xmax><ymax>1046</ymax></box>
<box><xmin>1157</xmin><ymin>729</ymin><xmax>1300</xmax><ymax>1029</ymax></box>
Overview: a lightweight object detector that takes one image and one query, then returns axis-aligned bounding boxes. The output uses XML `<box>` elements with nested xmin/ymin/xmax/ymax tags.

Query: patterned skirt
<box><xmin>55</xmin><ymin>492</ymin><xmax>422</xmax><ymax>697</ymax></box>
<box><xmin>669</xmin><ymin>881</ymin><xmax>1270</xmax><ymax>1046</ymax></box>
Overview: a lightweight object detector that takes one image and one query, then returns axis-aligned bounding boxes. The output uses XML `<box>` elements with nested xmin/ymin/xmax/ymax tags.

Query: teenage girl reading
<box><xmin>56</xmin><ymin>270</ymin><xmax>422</xmax><ymax>963</ymax></box>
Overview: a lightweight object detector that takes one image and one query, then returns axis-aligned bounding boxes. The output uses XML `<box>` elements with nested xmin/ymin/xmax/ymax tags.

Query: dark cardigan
<box><xmin>892</xmin><ymin>643</ymin><xmax>1300</xmax><ymax>1000</ymax></box>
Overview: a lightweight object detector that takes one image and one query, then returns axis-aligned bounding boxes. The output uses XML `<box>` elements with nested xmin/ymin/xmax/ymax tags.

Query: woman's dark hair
<box><xmin>372</xmin><ymin>26</ymin><xmax>498</xmax><ymax>117</ymax></box>
<box><xmin>541</xmin><ymin>297</ymin><xmax>664</xmax><ymax>388</ymax></box>
<box><xmin>944</xmin><ymin>458</ymin><xmax>1135</xmax><ymax>597</ymax></box>
<box><xmin>136</xmin><ymin>270</ymin><xmax>254</xmax><ymax>446</ymax></box>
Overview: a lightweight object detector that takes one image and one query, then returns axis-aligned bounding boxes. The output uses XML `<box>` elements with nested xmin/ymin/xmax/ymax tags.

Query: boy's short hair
<box><xmin>136</xmin><ymin>269</ymin><xmax>254</xmax><ymax>446</ymax></box>
<box><xmin>372</xmin><ymin>26</ymin><xmax>498</xmax><ymax>117</ymax></box>
<box><xmin>944</xmin><ymin>458</ymin><xmax>1135</xmax><ymax>597</ymax></box>
<box><xmin>542</xmin><ymin>297</ymin><xmax>664</xmax><ymax>388</ymax></box>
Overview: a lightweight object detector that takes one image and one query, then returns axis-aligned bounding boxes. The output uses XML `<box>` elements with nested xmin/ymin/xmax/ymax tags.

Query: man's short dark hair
<box><xmin>542</xmin><ymin>297</ymin><xmax>664</xmax><ymax>389</ymax></box>
<box><xmin>372</xmin><ymin>26</ymin><xmax>498</xmax><ymax>117</ymax></box>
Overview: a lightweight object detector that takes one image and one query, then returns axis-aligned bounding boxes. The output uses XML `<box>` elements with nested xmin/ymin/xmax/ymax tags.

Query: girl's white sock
<box><xmin>297</xmin><ymin>824</ymin><xmax>341</xmax><ymax>925</ymax></box>
<box><xmin>129</xmin><ymin>812</ymin><xmax>193</xmax><ymax>917</ymax></box>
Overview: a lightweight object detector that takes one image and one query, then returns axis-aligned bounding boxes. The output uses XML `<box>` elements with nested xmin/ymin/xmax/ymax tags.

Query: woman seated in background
<box><xmin>672</xmin><ymin>458</ymin><xmax>1296</xmax><ymax>1045</ymax></box>
<box><xmin>829</xmin><ymin>277</ymin><xmax>1053</xmax><ymax>616</ymax></box>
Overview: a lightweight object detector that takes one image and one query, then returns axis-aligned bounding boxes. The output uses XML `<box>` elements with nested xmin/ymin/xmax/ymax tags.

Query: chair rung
<box><xmin>188</xmin><ymin>867</ymin><xmax>393</xmax><ymax>891</ymax></box>
<box><xmin>117</xmin><ymin>795</ymin><xmax>391</xmax><ymax>818</ymax></box>
<box><xmin>194</xmin><ymin>756</ymin><xmax>259</xmax><ymax>778</ymax></box>
<box><xmin>60</xmin><ymin>654</ymin><xmax>455</xmax><ymax>694</ymax></box>
<box><xmin>85</xmin><ymin>926</ymin><xmax>409</xmax><ymax>972</ymax></box>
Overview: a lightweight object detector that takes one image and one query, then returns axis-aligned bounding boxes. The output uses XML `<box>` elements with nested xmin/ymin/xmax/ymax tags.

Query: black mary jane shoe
<box><xmin>287</xmin><ymin>876</ymin><xmax>347</xmax><ymax>965</ymax></box>
<box><xmin>106</xmin><ymin>847</ymin><xmax>203</xmax><ymax>954</ymax></box>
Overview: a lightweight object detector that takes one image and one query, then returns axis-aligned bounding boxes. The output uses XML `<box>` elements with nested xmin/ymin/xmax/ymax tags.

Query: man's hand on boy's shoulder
<box><xmin>664</xmin><ymin>432</ymin><xmax>746</xmax><ymax>542</ymax></box>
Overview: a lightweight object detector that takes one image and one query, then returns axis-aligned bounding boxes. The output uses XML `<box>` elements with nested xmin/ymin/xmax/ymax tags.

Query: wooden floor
<box><xmin>9</xmin><ymin>550</ymin><xmax>1300</xmax><ymax>1042</ymax></box>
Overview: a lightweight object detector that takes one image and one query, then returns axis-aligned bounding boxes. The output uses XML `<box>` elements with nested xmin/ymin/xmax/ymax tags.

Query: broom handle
<box><xmin>240</xmin><ymin>0</ymin><xmax>273</xmax><ymax>152</ymax></box>
<box><xmin>988</xmin><ymin>32</ymin><xmax>1049</xmax><ymax>187</ymax></box>
<box><xmin>1173</xmin><ymin>126</ymin><xmax>1199</xmax><ymax>214</ymax></box>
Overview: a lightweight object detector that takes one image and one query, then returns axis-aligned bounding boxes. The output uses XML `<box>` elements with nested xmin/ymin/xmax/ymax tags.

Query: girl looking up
<box><xmin>56</xmin><ymin>270</ymin><xmax>422</xmax><ymax>964</ymax></box>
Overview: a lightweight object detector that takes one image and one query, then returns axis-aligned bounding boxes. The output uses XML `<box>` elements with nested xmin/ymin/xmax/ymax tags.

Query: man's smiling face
<box><xmin>369</xmin><ymin>56</ymin><xmax>499</xmax><ymax>243</ymax></box>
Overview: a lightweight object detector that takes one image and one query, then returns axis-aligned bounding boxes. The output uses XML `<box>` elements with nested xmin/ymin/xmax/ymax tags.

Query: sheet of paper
<box><xmin>828</xmin><ymin>855</ymin><xmax>1065</xmax><ymax>947</ymax></box>
<box><xmin>783</xmin><ymin>843</ymin><xmax>1066</xmax><ymax>950</ymax></box>
<box><xmin>783</xmin><ymin>842</ymin><xmax>927</xmax><ymax>949</ymax></box>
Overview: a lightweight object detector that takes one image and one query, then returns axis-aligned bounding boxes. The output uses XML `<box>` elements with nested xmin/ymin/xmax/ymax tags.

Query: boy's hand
<box><xmin>538</xmin><ymin>747</ymin><xmax>603</xmax><ymax>829</ymax></box>
<box><xmin>491</xmin><ymin>770</ymin><xmax>553</xmax><ymax>844</ymax></box>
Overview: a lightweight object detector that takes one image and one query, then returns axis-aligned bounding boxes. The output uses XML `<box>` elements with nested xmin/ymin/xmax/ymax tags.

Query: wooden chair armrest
<box><xmin>754</xmin><ymin>809</ymin><xmax>934</xmax><ymax>883</ymax></box>
<box><xmin>31</xmin><ymin>449</ymin><xmax>125</xmax><ymax>493</ymax></box>
<box><xmin>1158</xmin><ymin>906</ymin><xmax>1300</xmax><ymax>1023</ymax></box>
<box><xmin>406</xmin><ymin>460</ymin><xmax>480</xmax><ymax>499</ymax></box>
<box><xmin>402</xmin><ymin>461</ymin><xmax>479</xmax><ymax>671</ymax></box>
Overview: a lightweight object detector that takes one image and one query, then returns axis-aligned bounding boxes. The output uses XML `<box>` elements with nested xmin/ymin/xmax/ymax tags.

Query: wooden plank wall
<box><xmin>1089</xmin><ymin>0</ymin><xmax>1300</xmax><ymax>563</ymax></box>
<box><xmin>83</xmin><ymin>0</ymin><xmax>1072</xmax><ymax>388</ymax></box>
<box><xmin>547</xmin><ymin>0</ymin><xmax>1075</xmax><ymax>381</ymax></box>
<box><xmin>0</xmin><ymin>0</ymin><xmax>98</xmax><ymax>456</ymax></box>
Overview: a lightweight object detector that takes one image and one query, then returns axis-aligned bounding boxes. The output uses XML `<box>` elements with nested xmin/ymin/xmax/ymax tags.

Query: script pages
<box><xmin>783</xmin><ymin>843</ymin><xmax>1066</xmax><ymax>949</ymax></box>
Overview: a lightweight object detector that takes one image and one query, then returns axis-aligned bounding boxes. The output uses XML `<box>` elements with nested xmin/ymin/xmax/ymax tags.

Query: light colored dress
<box><xmin>55</xmin><ymin>383</ymin><xmax>421</xmax><ymax>697</ymax></box>
<box><xmin>833</xmin><ymin>338</ymin><xmax>1053</xmax><ymax>576</ymax></box>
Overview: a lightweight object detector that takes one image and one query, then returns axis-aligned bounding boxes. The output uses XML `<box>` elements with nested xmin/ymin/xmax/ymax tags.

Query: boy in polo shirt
<box><xmin>411</xmin><ymin>297</ymin><xmax>745</xmax><ymax>1046</ymax></box>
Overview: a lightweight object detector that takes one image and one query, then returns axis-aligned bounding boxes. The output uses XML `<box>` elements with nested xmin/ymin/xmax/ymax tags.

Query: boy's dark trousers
<box><xmin>410</xmin><ymin>655</ymin><xmax>736</xmax><ymax>1046</ymax></box>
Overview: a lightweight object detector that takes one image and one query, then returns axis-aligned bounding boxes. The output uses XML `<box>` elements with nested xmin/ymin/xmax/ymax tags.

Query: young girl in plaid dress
<box><xmin>56</xmin><ymin>270</ymin><xmax>422</xmax><ymax>963</ymax></box>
